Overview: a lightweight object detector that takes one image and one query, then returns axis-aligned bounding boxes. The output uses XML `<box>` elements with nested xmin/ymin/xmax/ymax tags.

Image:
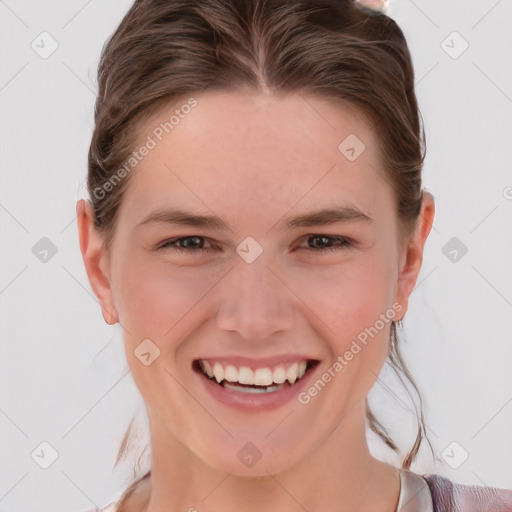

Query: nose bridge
<box><xmin>215</xmin><ymin>252</ymin><xmax>294</xmax><ymax>339</ymax></box>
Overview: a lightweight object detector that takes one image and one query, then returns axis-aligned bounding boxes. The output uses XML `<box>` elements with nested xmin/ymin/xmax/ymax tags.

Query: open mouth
<box><xmin>193</xmin><ymin>359</ymin><xmax>319</xmax><ymax>394</ymax></box>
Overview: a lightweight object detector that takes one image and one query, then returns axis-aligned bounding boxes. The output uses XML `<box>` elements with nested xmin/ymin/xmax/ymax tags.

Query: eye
<box><xmin>156</xmin><ymin>234</ymin><xmax>352</xmax><ymax>256</ymax></box>
<box><xmin>157</xmin><ymin>236</ymin><xmax>215</xmax><ymax>254</ymax></box>
<box><xmin>301</xmin><ymin>234</ymin><xmax>353</xmax><ymax>253</ymax></box>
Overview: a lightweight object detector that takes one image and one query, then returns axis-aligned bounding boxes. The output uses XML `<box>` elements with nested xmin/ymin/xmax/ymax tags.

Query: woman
<box><xmin>77</xmin><ymin>0</ymin><xmax>512</xmax><ymax>510</ymax></box>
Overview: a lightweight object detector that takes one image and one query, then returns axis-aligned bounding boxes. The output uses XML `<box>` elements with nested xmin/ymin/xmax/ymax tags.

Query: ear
<box><xmin>76</xmin><ymin>199</ymin><xmax>119</xmax><ymax>325</ymax></box>
<box><xmin>392</xmin><ymin>191</ymin><xmax>435</xmax><ymax>320</ymax></box>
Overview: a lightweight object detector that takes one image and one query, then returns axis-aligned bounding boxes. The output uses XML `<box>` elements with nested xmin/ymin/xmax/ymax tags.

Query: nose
<box><xmin>215</xmin><ymin>254</ymin><xmax>295</xmax><ymax>341</ymax></box>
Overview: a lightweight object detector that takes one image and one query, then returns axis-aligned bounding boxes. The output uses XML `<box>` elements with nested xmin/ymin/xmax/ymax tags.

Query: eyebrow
<box><xmin>136</xmin><ymin>205</ymin><xmax>372</xmax><ymax>231</ymax></box>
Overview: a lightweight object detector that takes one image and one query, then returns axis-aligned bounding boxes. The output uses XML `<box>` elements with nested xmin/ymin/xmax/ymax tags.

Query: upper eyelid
<box><xmin>158</xmin><ymin>236</ymin><xmax>214</xmax><ymax>249</ymax></box>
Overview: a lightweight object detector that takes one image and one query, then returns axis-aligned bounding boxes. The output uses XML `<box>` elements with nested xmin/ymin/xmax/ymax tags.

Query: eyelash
<box><xmin>157</xmin><ymin>235</ymin><xmax>353</xmax><ymax>255</ymax></box>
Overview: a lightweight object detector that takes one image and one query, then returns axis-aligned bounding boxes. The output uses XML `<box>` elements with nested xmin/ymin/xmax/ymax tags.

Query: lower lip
<box><xmin>195</xmin><ymin>364</ymin><xmax>318</xmax><ymax>412</ymax></box>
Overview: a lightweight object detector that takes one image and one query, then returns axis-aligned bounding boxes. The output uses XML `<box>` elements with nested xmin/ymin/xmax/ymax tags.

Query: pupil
<box><xmin>183</xmin><ymin>237</ymin><xmax>202</xmax><ymax>248</ymax></box>
<box><xmin>310</xmin><ymin>236</ymin><xmax>329</xmax><ymax>248</ymax></box>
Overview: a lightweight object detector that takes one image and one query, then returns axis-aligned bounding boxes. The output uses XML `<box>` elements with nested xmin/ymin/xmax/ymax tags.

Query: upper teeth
<box><xmin>199</xmin><ymin>360</ymin><xmax>308</xmax><ymax>386</ymax></box>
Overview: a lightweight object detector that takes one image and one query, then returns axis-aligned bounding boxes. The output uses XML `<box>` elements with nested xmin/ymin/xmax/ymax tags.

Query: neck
<box><xmin>143</xmin><ymin>401</ymin><xmax>400</xmax><ymax>512</ymax></box>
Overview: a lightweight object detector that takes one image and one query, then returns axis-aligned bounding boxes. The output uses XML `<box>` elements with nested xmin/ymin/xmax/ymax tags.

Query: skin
<box><xmin>77</xmin><ymin>89</ymin><xmax>435</xmax><ymax>512</ymax></box>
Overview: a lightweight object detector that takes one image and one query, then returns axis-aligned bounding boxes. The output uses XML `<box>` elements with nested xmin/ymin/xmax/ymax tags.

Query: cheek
<box><xmin>293</xmin><ymin>251</ymin><xmax>395</xmax><ymax>344</ymax></box>
<box><xmin>297</xmin><ymin>256</ymin><xmax>395</xmax><ymax>410</ymax></box>
<box><xmin>113</xmin><ymin>240</ymin><xmax>397</xmax><ymax>357</ymax></box>
<box><xmin>113</xmin><ymin>254</ymin><xmax>222</xmax><ymax>342</ymax></box>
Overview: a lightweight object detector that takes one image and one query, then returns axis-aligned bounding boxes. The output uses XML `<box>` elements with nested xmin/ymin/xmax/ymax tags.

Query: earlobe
<box><xmin>393</xmin><ymin>191</ymin><xmax>436</xmax><ymax>317</ymax></box>
<box><xmin>76</xmin><ymin>199</ymin><xmax>119</xmax><ymax>325</ymax></box>
<box><xmin>101</xmin><ymin>305</ymin><xmax>119</xmax><ymax>325</ymax></box>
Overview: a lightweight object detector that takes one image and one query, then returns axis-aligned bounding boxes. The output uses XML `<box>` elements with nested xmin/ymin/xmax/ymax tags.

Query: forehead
<box><xmin>120</xmin><ymin>90</ymin><xmax>392</xmax><ymax>226</ymax></box>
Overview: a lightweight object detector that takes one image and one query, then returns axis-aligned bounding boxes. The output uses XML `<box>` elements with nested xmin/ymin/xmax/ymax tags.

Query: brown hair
<box><xmin>87</xmin><ymin>0</ymin><xmax>436</xmax><ymax>505</ymax></box>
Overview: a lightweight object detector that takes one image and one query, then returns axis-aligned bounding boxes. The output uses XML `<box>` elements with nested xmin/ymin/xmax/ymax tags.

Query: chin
<box><xmin>189</xmin><ymin>433</ymin><xmax>309</xmax><ymax>477</ymax></box>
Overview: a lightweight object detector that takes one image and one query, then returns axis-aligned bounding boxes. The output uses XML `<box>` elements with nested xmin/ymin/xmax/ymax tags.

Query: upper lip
<box><xmin>194</xmin><ymin>354</ymin><xmax>320</xmax><ymax>370</ymax></box>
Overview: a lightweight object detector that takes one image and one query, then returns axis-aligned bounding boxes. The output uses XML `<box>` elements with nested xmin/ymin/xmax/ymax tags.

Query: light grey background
<box><xmin>1</xmin><ymin>1</ymin><xmax>511</xmax><ymax>511</ymax></box>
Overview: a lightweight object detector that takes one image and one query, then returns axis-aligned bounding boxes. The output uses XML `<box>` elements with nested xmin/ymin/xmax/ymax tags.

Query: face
<box><xmin>79</xmin><ymin>90</ymin><xmax>433</xmax><ymax>476</ymax></box>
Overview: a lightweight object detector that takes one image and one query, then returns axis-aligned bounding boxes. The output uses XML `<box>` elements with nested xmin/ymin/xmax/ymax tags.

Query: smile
<box><xmin>194</xmin><ymin>359</ymin><xmax>317</xmax><ymax>394</ymax></box>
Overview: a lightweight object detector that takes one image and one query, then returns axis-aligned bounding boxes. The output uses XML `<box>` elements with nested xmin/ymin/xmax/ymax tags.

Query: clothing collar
<box><xmin>396</xmin><ymin>468</ymin><xmax>434</xmax><ymax>512</ymax></box>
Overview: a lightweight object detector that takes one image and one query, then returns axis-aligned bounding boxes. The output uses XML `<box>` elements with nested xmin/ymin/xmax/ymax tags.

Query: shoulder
<box><xmin>76</xmin><ymin>472</ymin><xmax>151</xmax><ymax>512</ymax></box>
<box><xmin>75</xmin><ymin>487</ymin><xmax>128</xmax><ymax>512</ymax></box>
<box><xmin>422</xmin><ymin>473</ymin><xmax>512</xmax><ymax>512</ymax></box>
<box><xmin>77</xmin><ymin>501</ymin><xmax>118</xmax><ymax>512</ymax></box>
